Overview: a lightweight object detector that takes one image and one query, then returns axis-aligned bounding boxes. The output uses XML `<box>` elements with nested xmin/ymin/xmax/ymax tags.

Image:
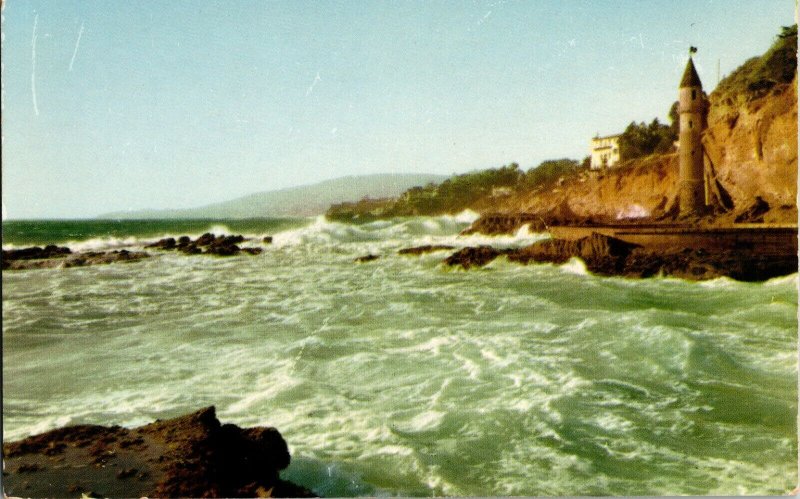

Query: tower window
<box><xmin>692</xmin><ymin>89</ymin><xmax>696</xmax><ymax>100</ymax></box>
<box><xmin>689</xmin><ymin>120</ymin><xmax>693</xmax><ymax>129</ymax></box>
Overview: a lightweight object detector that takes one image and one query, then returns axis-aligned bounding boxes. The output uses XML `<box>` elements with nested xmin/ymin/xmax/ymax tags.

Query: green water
<box><xmin>2</xmin><ymin>216</ymin><xmax>797</xmax><ymax>495</ymax></box>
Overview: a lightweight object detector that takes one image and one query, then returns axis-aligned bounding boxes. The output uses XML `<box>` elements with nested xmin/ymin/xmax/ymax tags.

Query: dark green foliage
<box><xmin>668</xmin><ymin>101</ymin><xmax>679</xmax><ymax>137</ymax></box>
<box><xmin>618</xmin><ymin>118</ymin><xmax>676</xmax><ymax>161</ymax></box>
<box><xmin>713</xmin><ymin>24</ymin><xmax>797</xmax><ymax>100</ymax></box>
<box><xmin>390</xmin><ymin>163</ymin><xmax>524</xmax><ymax>215</ymax></box>
<box><xmin>523</xmin><ymin>158</ymin><xmax>581</xmax><ymax>188</ymax></box>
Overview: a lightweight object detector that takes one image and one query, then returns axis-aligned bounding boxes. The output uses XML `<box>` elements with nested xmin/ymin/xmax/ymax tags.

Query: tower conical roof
<box><xmin>680</xmin><ymin>57</ymin><xmax>703</xmax><ymax>88</ymax></box>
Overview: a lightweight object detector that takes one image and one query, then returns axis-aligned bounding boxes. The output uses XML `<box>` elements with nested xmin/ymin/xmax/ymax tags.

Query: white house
<box><xmin>590</xmin><ymin>134</ymin><xmax>621</xmax><ymax>169</ymax></box>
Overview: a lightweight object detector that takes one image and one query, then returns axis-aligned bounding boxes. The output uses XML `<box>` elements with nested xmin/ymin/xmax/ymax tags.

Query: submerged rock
<box><xmin>444</xmin><ymin>246</ymin><xmax>508</xmax><ymax>269</ymax></box>
<box><xmin>398</xmin><ymin>245</ymin><xmax>455</xmax><ymax>255</ymax></box>
<box><xmin>2</xmin><ymin>406</ymin><xmax>315</xmax><ymax>498</ymax></box>
<box><xmin>355</xmin><ymin>254</ymin><xmax>380</xmax><ymax>263</ymax></box>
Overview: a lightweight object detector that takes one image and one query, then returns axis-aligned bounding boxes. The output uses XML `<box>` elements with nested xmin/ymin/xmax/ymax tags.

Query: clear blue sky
<box><xmin>1</xmin><ymin>0</ymin><xmax>795</xmax><ymax>219</ymax></box>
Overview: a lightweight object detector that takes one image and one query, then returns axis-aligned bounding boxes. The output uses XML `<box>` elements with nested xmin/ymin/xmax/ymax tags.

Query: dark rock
<box><xmin>398</xmin><ymin>245</ymin><xmax>455</xmax><ymax>255</ymax></box>
<box><xmin>2</xmin><ymin>406</ymin><xmax>316</xmax><ymax>498</ymax></box>
<box><xmin>734</xmin><ymin>196</ymin><xmax>770</xmax><ymax>223</ymax></box>
<box><xmin>241</xmin><ymin>247</ymin><xmax>263</xmax><ymax>255</ymax></box>
<box><xmin>205</xmin><ymin>244</ymin><xmax>241</xmax><ymax>257</ymax></box>
<box><xmin>262</xmin><ymin>236</ymin><xmax>273</xmax><ymax>244</ymax></box>
<box><xmin>220</xmin><ymin>235</ymin><xmax>245</xmax><ymax>245</ymax></box>
<box><xmin>446</xmin><ymin>232</ymin><xmax>797</xmax><ymax>281</ymax></box>
<box><xmin>179</xmin><ymin>244</ymin><xmax>202</xmax><ymax>255</ymax></box>
<box><xmin>355</xmin><ymin>254</ymin><xmax>380</xmax><ymax>263</ymax></box>
<box><xmin>146</xmin><ymin>238</ymin><xmax>177</xmax><ymax>250</ymax></box>
<box><xmin>508</xmin><ymin>232</ymin><xmax>641</xmax><ymax>274</ymax></box>
<box><xmin>145</xmin><ymin>234</ymin><xmax>260</xmax><ymax>259</ymax></box>
<box><xmin>460</xmin><ymin>211</ymin><xmax>605</xmax><ymax>236</ymax></box>
<box><xmin>3</xmin><ymin>249</ymin><xmax>151</xmax><ymax>271</ymax></box>
<box><xmin>3</xmin><ymin>245</ymin><xmax>71</xmax><ymax>261</ymax></box>
<box><xmin>444</xmin><ymin>246</ymin><xmax>506</xmax><ymax>269</ymax></box>
<box><xmin>195</xmin><ymin>233</ymin><xmax>217</xmax><ymax>246</ymax></box>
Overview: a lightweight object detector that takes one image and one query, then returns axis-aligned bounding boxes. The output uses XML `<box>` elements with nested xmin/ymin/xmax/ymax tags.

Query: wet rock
<box><xmin>146</xmin><ymin>234</ymin><xmax>258</xmax><ymax>258</ymax></box>
<box><xmin>179</xmin><ymin>245</ymin><xmax>202</xmax><ymax>255</ymax></box>
<box><xmin>262</xmin><ymin>236</ymin><xmax>273</xmax><ymax>244</ymax></box>
<box><xmin>3</xmin><ymin>245</ymin><xmax>71</xmax><ymax>261</ymax></box>
<box><xmin>194</xmin><ymin>233</ymin><xmax>216</xmax><ymax>246</ymax></box>
<box><xmin>445</xmin><ymin>232</ymin><xmax>797</xmax><ymax>281</ymax></box>
<box><xmin>3</xmin><ymin>248</ymin><xmax>150</xmax><ymax>271</ymax></box>
<box><xmin>444</xmin><ymin>246</ymin><xmax>507</xmax><ymax>269</ymax></box>
<box><xmin>355</xmin><ymin>254</ymin><xmax>380</xmax><ymax>263</ymax></box>
<box><xmin>206</xmin><ymin>244</ymin><xmax>241</xmax><ymax>257</ymax></box>
<box><xmin>2</xmin><ymin>406</ymin><xmax>315</xmax><ymax>498</ymax></box>
<box><xmin>508</xmin><ymin>233</ymin><xmax>641</xmax><ymax>273</ymax></box>
<box><xmin>242</xmin><ymin>247</ymin><xmax>263</xmax><ymax>255</ymax></box>
<box><xmin>398</xmin><ymin>245</ymin><xmax>455</xmax><ymax>255</ymax></box>
<box><xmin>146</xmin><ymin>238</ymin><xmax>176</xmax><ymax>249</ymax></box>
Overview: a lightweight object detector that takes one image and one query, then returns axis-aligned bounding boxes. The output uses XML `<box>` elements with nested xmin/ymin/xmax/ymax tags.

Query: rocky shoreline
<box><xmin>2</xmin><ymin>246</ymin><xmax>151</xmax><ymax>271</ymax></box>
<box><xmin>441</xmin><ymin>232</ymin><xmax>797</xmax><ymax>281</ymax></box>
<box><xmin>2</xmin><ymin>407</ymin><xmax>314</xmax><ymax>498</ymax></box>
<box><xmin>2</xmin><ymin>233</ymin><xmax>270</xmax><ymax>271</ymax></box>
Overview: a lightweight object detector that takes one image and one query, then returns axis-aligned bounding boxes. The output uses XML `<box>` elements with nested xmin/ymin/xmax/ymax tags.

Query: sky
<box><xmin>1</xmin><ymin>0</ymin><xmax>795</xmax><ymax>219</ymax></box>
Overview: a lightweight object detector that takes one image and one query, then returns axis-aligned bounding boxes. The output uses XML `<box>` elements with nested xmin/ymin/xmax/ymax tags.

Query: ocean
<box><xmin>2</xmin><ymin>214</ymin><xmax>797</xmax><ymax>496</ymax></box>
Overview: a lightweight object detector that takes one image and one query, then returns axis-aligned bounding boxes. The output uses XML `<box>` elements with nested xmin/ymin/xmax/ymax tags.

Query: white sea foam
<box><xmin>559</xmin><ymin>256</ymin><xmax>589</xmax><ymax>275</ymax></box>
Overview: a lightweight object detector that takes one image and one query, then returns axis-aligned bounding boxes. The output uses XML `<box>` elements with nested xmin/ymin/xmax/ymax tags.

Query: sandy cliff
<box><xmin>704</xmin><ymin>78</ymin><xmax>797</xmax><ymax>222</ymax></box>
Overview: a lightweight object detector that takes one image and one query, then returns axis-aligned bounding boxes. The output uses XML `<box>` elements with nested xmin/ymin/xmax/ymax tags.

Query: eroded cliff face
<box><xmin>490</xmin><ymin>75</ymin><xmax>797</xmax><ymax>224</ymax></box>
<box><xmin>500</xmin><ymin>154</ymin><xmax>679</xmax><ymax>222</ymax></box>
<box><xmin>704</xmin><ymin>77</ymin><xmax>797</xmax><ymax>221</ymax></box>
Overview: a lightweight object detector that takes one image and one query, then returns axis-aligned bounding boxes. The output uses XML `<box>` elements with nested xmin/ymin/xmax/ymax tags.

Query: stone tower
<box><xmin>678</xmin><ymin>54</ymin><xmax>708</xmax><ymax>217</ymax></box>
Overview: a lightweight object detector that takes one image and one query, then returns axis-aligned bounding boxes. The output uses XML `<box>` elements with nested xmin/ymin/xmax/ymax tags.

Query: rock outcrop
<box><xmin>398</xmin><ymin>245</ymin><xmax>456</xmax><ymax>255</ymax></box>
<box><xmin>3</xmin><ymin>247</ymin><xmax>150</xmax><ymax>271</ymax></box>
<box><xmin>443</xmin><ymin>233</ymin><xmax>797</xmax><ymax>281</ymax></box>
<box><xmin>2</xmin><ymin>406</ymin><xmax>314</xmax><ymax>498</ymax></box>
<box><xmin>146</xmin><ymin>233</ymin><xmax>262</xmax><ymax>257</ymax></box>
<box><xmin>444</xmin><ymin>246</ymin><xmax>508</xmax><ymax>269</ymax></box>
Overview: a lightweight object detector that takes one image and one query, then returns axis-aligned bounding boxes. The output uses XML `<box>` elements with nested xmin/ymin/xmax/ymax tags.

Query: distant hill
<box><xmin>100</xmin><ymin>174</ymin><xmax>446</xmax><ymax>219</ymax></box>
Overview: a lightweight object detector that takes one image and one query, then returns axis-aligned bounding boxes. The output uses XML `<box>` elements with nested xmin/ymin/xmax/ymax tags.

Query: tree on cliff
<box><xmin>618</xmin><ymin>118</ymin><xmax>676</xmax><ymax>160</ymax></box>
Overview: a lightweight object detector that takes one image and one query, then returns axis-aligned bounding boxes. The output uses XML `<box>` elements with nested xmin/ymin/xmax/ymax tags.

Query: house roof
<box><xmin>680</xmin><ymin>57</ymin><xmax>703</xmax><ymax>88</ymax></box>
<box><xmin>592</xmin><ymin>134</ymin><xmax>621</xmax><ymax>141</ymax></box>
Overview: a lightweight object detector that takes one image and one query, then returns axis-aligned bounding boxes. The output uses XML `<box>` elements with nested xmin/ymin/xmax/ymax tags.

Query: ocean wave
<box><xmin>559</xmin><ymin>257</ymin><xmax>589</xmax><ymax>275</ymax></box>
